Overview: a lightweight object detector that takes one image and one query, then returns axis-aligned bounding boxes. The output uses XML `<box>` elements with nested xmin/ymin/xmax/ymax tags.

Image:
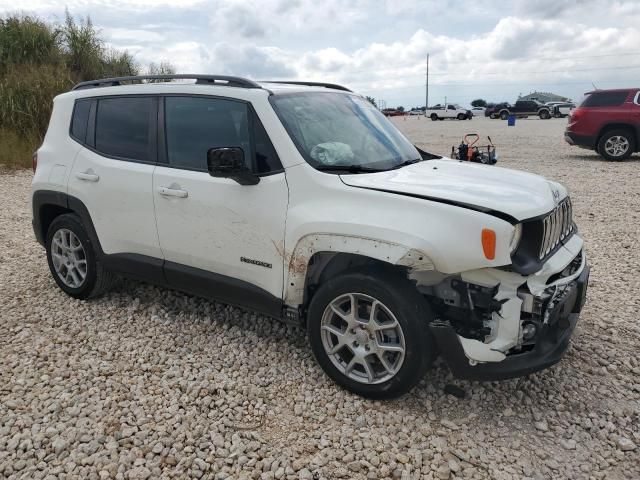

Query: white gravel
<box><xmin>1</xmin><ymin>116</ymin><xmax>639</xmax><ymax>479</ymax></box>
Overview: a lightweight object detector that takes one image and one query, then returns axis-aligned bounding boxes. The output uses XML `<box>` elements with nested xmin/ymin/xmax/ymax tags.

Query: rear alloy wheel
<box><xmin>46</xmin><ymin>213</ymin><xmax>114</xmax><ymax>299</ymax></box>
<box><xmin>50</xmin><ymin>228</ymin><xmax>88</xmax><ymax>289</ymax></box>
<box><xmin>598</xmin><ymin>130</ymin><xmax>634</xmax><ymax>161</ymax></box>
<box><xmin>308</xmin><ymin>271</ymin><xmax>435</xmax><ymax>399</ymax></box>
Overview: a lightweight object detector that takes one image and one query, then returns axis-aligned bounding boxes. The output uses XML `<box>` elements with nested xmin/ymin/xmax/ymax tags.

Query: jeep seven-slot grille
<box><xmin>539</xmin><ymin>197</ymin><xmax>574</xmax><ymax>259</ymax></box>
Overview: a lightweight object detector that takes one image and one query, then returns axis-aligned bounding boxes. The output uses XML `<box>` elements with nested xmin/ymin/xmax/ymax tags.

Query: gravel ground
<box><xmin>1</xmin><ymin>116</ymin><xmax>639</xmax><ymax>480</ymax></box>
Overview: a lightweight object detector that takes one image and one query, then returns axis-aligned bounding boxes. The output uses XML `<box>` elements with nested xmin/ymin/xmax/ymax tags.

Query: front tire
<box><xmin>457</xmin><ymin>113</ymin><xmax>465</xmax><ymax>120</ymax></box>
<box><xmin>46</xmin><ymin>214</ymin><xmax>114</xmax><ymax>299</ymax></box>
<box><xmin>598</xmin><ymin>129</ymin><xmax>634</xmax><ymax>161</ymax></box>
<box><xmin>539</xmin><ymin>110</ymin><xmax>551</xmax><ymax>119</ymax></box>
<box><xmin>499</xmin><ymin>111</ymin><xmax>509</xmax><ymax>120</ymax></box>
<box><xmin>307</xmin><ymin>270</ymin><xmax>435</xmax><ymax>399</ymax></box>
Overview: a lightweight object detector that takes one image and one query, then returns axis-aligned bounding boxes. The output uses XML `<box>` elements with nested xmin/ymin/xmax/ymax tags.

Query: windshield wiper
<box><xmin>315</xmin><ymin>165</ymin><xmax>384</xmax><ymax>173</ymax></box>
<box><xmin>390</xmin><ymin>158</ymin><xmax>424</xmax><ymax>170</ymax></box>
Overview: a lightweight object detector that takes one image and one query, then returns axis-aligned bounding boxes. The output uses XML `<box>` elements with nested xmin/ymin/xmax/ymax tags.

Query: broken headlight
<box><xmin>509</xmin><ymin>223</ymin><xmax>522</xmax><ymax>254</ymax></box>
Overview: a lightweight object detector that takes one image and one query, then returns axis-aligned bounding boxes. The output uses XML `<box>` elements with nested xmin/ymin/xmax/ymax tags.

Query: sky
<box><xmin>2</xmin><ymin>0</ymin><xmax>639</xmax><ymax>108</ymax></box>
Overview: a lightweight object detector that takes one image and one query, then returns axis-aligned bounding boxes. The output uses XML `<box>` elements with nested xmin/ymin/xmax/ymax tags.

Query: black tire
<box><xmin>499</xmin><ymin>111</ymin><xmax>509</xmax><ymax>120</ymax></box>
<box><xmin>430</xmin><ymin>114</ymin><xmax>438</xmax><ymax>121</ymax></box>
<box><xmin>539</xmin><ymin>109</ymin><xmax>551</xmax><ymax>119</ymax></box>
<box><xmin>307</xmin><ymin>270</ymin><xmax>436</xmax><ymax>399</ymax></box>
<box><xmin>597</xmin><ymin>129</ymin><xmax>635</xmax><ymax>161</ymax></box>
<box><xmin>457</xmin><ymin>113</ymin><xmax>465</xmax><ymax>120</ymax></box>
<box><xmin>45</xmin><ymin>213</ymin><xmax>114</xmax><ymax>299</ymax></box>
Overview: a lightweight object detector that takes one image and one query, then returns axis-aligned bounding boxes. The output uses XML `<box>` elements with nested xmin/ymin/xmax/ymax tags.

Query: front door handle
<box><xmin>75</xmin><ymin>171</ymin><xmax>99</xmax><ymax>182</ymax></box>
<box><xmin>158</xmin><ymin>186</ymin><xmax>188</xmax><ymax>198</ymax></box>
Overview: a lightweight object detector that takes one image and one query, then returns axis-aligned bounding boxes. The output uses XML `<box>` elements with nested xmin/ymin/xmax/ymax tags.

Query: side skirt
<box><xmin>102</xmin><ymin>253</ymin><xmax>284</xmax><ymax>322</ymax></box>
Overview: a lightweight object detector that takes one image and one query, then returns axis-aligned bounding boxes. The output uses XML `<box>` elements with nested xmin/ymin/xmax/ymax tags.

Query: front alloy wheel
<box><xmin>321</xmin><ymin>293</ymin><xmax>405</xmax><ymax>384</ymax></box>
<box><xmin>307</xmin><ymin>270</ymin><xmax>435</xmax><ymax>399</ymax></box>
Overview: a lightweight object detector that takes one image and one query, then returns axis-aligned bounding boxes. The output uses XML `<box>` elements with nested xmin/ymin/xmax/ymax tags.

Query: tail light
<box><xmin>32</xmin><ymin>152</ymin><xmax>38</xmax><ymax>173</ymax></box>
<box><xmin>569</xmin><ymin>107</ymin><xmax>584</xmax><ymax>121</ymax></box>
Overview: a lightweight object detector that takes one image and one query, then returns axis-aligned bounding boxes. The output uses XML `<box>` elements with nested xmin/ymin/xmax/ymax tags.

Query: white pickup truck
<box><xmin>426</xmin><ymin>103</ymin><xmax>471</xmax><ymax>121</ymax></box>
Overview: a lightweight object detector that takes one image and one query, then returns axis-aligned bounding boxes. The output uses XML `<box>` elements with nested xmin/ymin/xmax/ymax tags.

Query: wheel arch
<box><xmin>283</xmin><ymin>233</ymin><xmax>435</xmax><ymax>311</ymax></box>
<box><xmin>597</xmin><ymin>123</ymin><xmax>638</xmax><ymax>150</ymax></box>
<box><xmin>32</xmin><ymin>190</ymin><xmax>103</xmax><ymax>254</ymax></box>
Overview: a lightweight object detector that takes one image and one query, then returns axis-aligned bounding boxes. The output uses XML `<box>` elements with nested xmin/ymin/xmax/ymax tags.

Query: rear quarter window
<box><xmin>580</xmin><ymin>91</ymin><xmax>629</xmax><ymax>107</ymax></box>
<box><xmin>70</xmin><ymin>99</ymin><xmax>91</xmax><ymax>143</ymax></box>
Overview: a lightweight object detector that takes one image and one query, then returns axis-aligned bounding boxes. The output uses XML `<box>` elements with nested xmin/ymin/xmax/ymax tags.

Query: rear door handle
<box><xmin>75</xmin><ymin>171</ymin><xmax>99</xmax><ymax>182</ymax></box>
<box><xmin>158</xmin><ymin>186</ymin><xmax>188</xmax><ymax>198</ymax></box>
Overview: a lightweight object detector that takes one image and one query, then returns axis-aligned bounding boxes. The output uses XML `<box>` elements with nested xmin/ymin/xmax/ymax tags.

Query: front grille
<box><xmin>539</xmin><ymin>197</ymin><xmax>574</xmax><ymax>259</ymax></box>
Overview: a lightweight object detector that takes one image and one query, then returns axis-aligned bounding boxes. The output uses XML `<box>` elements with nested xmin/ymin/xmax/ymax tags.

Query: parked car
<box><xmin>32</xmin><ymin>74</ymin><xmax>589</xmax><ymax>398</ymax></box>
<box><xmin>471</xmin><ymin>106</ymin><xmax>486</xmax><ymax>114</ymax></box>
<box><xmin>549</xmin><ymin>102</ymin><xmax>576</xmax><ymax>118</ymax></box>
<box><xmin>425</xmin><ymin>103</ymin><xmax>471</xmax><ymax>120</ymax></box>
<box><xmin>485</xmin><ymin>102</ymin><xmax>510</xmax><ymax>118</ymax></box>
<box><xmin>381</xmin><ymin>108</ymin><xmax>405</xmax><ymax>117</ymax></box>
<box><xmin>492</xmin><ymin>100</ymin><xmax>553</xmax><ymax>120</ymax></box>
<box><xmin>565</xmin><ymin>88</ymin><xmax>640</xmax><ymax>161</ymax></box>
<box><xmin>408</xmin><ymin>108</ymin><xmax>425</xmax><ymax>116</ymax></box>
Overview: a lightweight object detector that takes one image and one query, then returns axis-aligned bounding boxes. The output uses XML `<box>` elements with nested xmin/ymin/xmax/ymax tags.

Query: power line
<box><xmin>363</xmin><ymin>78</ymin><xmax>633</xmax><ymax>92</ymax></box>
<box><xmin>435</xmin><ymin>52</ymin><xmax>640</xmax><ymax>65</ymax></box>
<box><xmin>426</xmin><ymin>64</ymin><xmax>640</xmax><ymax>77</ymax></box>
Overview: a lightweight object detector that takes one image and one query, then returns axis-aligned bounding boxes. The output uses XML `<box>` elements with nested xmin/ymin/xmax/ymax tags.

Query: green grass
<box><xmin>0</xmin><ymin>128</ymin><xmax>38</xmax><ymax>170</ymax></box>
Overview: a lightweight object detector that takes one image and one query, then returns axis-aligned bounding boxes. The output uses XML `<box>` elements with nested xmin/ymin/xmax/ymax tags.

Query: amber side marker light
<box><xmin>481</xmin><ymin>228</ymin><xmax>496</xmax><ymax>260</ymax></box>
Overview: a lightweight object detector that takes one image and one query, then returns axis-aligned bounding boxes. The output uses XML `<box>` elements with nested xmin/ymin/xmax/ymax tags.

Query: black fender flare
<box><xmin>32</xmin><ymin>190</ymin><xmax>104</xmax><ymax>256</ymax></box>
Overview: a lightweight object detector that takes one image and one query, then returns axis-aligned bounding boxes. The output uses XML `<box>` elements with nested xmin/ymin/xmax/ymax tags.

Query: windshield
<box><xmin>270</xmin><ymin>92</ymin><xmax>420</xmax><ymax>171</ymax></box>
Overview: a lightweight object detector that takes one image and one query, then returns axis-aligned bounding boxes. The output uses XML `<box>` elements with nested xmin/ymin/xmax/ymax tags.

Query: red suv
<box><xmin>565</xmin><ymin>88</ymin><xmax>640</xmax><ymax>161</ymax></box>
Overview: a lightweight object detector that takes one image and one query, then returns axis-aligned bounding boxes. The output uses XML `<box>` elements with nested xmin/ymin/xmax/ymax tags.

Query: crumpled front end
<box><xmin>413</xmin><ymin>233</ymin><xmax>589</xmax><ymax>380</ymax></box>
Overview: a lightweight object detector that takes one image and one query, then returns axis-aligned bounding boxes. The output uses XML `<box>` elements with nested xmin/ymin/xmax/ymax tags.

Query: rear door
<box><xmin>152</xmin><ymin>95</ymin><xmax>288</xmax><ymax>312</ymax></box>
<box><xmin>67</xmin><ymin>96</ymin><xmax>162</xmax><ymax>260</ymax></box>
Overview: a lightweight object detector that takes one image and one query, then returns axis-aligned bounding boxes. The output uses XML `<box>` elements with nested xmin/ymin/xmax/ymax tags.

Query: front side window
<box><xmin>95</xmin><ymin>97</ymin><xmax>153</xmax><ymax>161</ymax></box>
<box><xmin>270</xmin><ymin>93</ymin><xmax>420</xmax><ymax>171</ymax></box>
<box><xmin>164</xmin><ymin>96</ymin><xmax>282</xmax><ymax>173</ymax></box>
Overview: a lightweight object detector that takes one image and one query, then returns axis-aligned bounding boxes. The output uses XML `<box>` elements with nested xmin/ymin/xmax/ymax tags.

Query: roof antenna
<box><xmin>591</xmin><ymin>82</ymin><xmax>599</xmax><ymax>90</ymax></box>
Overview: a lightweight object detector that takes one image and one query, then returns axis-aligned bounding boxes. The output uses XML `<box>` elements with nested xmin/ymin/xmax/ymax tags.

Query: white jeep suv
<box><xmin>32</xmin><ymin>74</ymin><xmax>589</xmax><ymax>398</ymax></box>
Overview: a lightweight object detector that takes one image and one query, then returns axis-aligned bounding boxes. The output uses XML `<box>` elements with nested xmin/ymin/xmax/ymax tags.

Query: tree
<box><xmin>365</xmin><ymin>96</ymin><xmax>377</xmax><ymax>108</ymax></box>
<box><xmin>396</xmin><ymin>106</ymin><xmax>404</xmax><ymax>112</ymax></box>
<box><xmin>471</xmin><ymin>98</ymin><xmax>487</xmax><ymax>107</ymax></box>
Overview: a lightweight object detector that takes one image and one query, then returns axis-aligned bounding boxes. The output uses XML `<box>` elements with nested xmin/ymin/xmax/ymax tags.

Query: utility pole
<box><xmin>425</xmin><ymin>53</ymin><xmax>429</xmax><ymax>113</ymax></box>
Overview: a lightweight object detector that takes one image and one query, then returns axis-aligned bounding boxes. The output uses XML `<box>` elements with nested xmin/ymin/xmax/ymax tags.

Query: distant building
<box><xmin>519</xmin><ymin>91</ymin><xmax>570</xmax><ymax>103</ymax></box>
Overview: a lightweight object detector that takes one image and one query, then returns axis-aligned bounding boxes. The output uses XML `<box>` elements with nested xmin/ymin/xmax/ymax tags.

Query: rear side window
<box><xmin>70</xmin><ymin>99</ymin><xmax>91</xmax><ymax>143</ymax></box>
<box><xmin>95</xmin><ymin>97</ymin><xmax>153</xmax><ymax>161</ymax></box>
<box><xmin>580</xmin><ymin>91</ymin><xmax>629</xmax><ymax>107</ymax></box>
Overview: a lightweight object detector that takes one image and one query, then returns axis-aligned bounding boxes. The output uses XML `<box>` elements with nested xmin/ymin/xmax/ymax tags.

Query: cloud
<box><xmin>3</xmin><ymin>0</ymin><xmax>640</xmax><ymax>105</ymax></box>
<box><xmin>210</xmin><ymin>3</ymin><xmax>270</xmax><ymax>38</ymax></box>
<box><xmin>101</xmin><ymin>27</ymin><xmax>165</xmax><ymax>43</ymax></box>
<box><xmin>207</xmin><ymin>44</ymin><xmax>296</xmax><ymax>78</ymax></box>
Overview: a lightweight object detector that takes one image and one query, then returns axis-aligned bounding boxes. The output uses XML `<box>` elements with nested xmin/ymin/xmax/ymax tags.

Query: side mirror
<box><xmin>206</xmin><ymin>147</ymin><xmax>259</xmax><ymax>186</ymax></box>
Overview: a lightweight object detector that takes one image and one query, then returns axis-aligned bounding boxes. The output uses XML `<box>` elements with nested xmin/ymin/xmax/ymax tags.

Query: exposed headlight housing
<box><xmin>509</xmin><ymin>223</ymin><xmax>522</xmax><ymax>253</ymax></box>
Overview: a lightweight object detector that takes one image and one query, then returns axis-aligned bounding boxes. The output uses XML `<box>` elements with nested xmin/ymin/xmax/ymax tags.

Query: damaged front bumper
<box><xmin>430</xmin><ymin>264</ymin><xmax>589</xmax><ymax>380</ymax></box>
<box><xmin>417</xmin><ymin>233</ymin><xmax>589</xmax><ymax>380</ymax></box>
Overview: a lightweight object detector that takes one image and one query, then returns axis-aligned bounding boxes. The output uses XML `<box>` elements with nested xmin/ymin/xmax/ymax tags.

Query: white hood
<box><xmin>340</xmin><ymin>159</ymin><xmax>566</xmax><ymax>221</ymax></box>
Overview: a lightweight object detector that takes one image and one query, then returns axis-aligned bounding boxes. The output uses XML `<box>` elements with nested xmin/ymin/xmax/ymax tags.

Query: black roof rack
<box><xmin>72</xmin><ymin>74</ymin><xmax>261</xmax><ymax>91</ymax></box>
<box><xmin>260</xmin><ymin>80</ymin><xmax>352</xmax><ymax>92</ymax></box>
